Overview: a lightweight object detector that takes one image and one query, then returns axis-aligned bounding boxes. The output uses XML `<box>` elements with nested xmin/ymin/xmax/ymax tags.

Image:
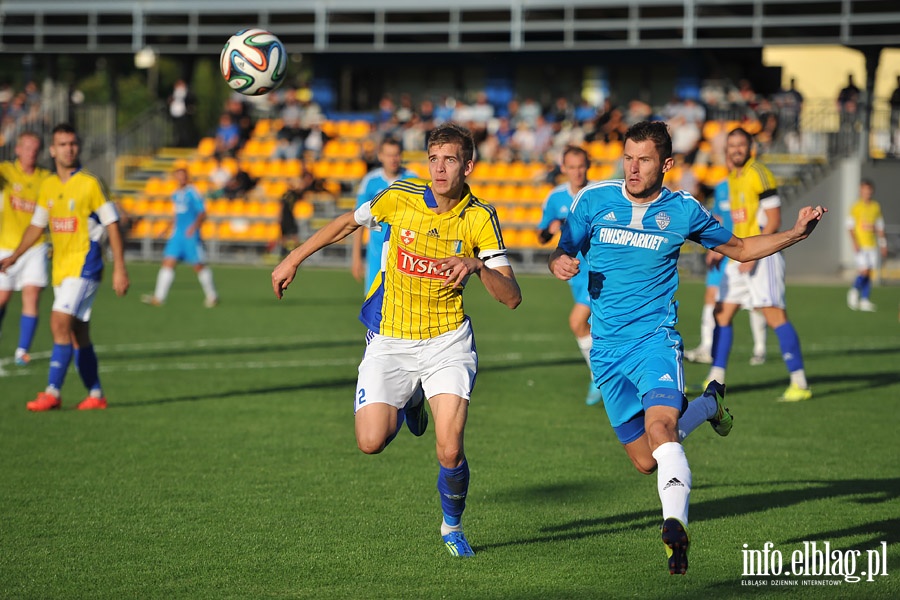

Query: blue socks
<box><xmin>438</xmin><ymin>460</ymin><xmax>470</xmax><ymax>526</ymax></box>
<box><xmin>774</xmin><ymin>323</ymin><xmax>805</xmax><ymax>373</ymax></box>
<box><xmin>48</xmin><ymin>343</ymin><xmax>74</xmax><ymax>390</ymax></box>
<box><xmin>18</xmin><ymin>314</ymin><xmax>38</xmax><ymax>352</ymax></box>
<box><xmin>711</xmin><ymin>324</ymin><xmax>733</xmax><ymax>368</ymax></box>
<box><xmin>75</xmin><ymin>344</ymin><xmax>102</xmax><ymax>394</ymax></box>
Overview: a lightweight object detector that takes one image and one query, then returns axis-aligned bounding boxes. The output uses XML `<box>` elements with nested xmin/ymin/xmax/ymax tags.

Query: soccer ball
<box><xmin>220</xmin><ymin>29</ymin><xmax>287</xmax><ymax>96</ymax></box>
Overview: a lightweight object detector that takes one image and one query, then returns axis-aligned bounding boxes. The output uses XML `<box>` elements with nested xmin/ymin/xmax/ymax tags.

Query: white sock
<box><xmin>154</xmin><ymin>266</ymin><xmax>175</xmax><ymax>302</ymax></box>
<box><xmin>790</xmin><ymin>369</ymin><xmax>808</xmax><ymax>389</ymax></box>
<box><xmin>677</xmin><ymin>394</ymin><xmax>717</xmax><ymax>442</ymax></box>
<box><xmin>441</xmin><ymin>518</ymin><xmax>462</xmax><ymax>536</ymax></box>
<box><xmin>197</xmin><ymin>267</ymin><xmax>217</xmax><ymax>300</ymax></box>
<box><xmin>652</xmin><ymin>442</ymin><xmax>692</xmax><ymax>526</ymax></box>
<box><xmin>708</xmin><ymin>366</ymin><xmax>726</xmax><ymax>385</ymax></box>
<box><xmin>699</xmin><ymin>304</ymin><xmax>715</xmax><ymax>351</ymax></box>
<box><xmin>576</xmin><ymin>335</ymin><xmax>593</xmax><ymax>370</ymax></box>
<box><xmin>749</xmin><ymin>310</ymin><xmax>767</xmax><ymax>356</ymax></box>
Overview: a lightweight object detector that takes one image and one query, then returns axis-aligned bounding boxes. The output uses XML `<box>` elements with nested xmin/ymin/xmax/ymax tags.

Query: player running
<box><xmin>550</xmin><ymin>120</ymin><xmax>826</xmax><ymax>574</ymax></box>
<box><xmin>272</xmin><ymin>123</ymin><xmax>521</xmax><ymax>558</ymax></box>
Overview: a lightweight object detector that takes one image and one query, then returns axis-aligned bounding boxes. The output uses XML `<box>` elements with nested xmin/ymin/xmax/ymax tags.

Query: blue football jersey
<box><xmin>711</xmin><ymin>179</ymin><xmax>732</xmax><ymax>230</ymax></box>
<box><xmin>172</xmin><ymin>185</ymin><xmax>205</xmax><ymax>239</ymax></box>
<box><xmin>558</xmin><ymin>180</ymin><xmax>733</xmax><ymax>344</ymax></box>
<box><xmin>356</xmin><ymin>167</ymin><xmax>418</xmax><ymax>290</ymax></box>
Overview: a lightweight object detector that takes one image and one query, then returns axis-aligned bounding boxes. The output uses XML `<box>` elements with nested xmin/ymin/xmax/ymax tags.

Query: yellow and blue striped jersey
<box><xmin>0</xmin><ymin>160</ymin><xmax>51</xmax><ymax>250</ymax></box>
<box><xmin>847</xmin><ymin>199</ymin><xmax>883</xmax><ymax>249</ymax></box>
<box><xmin>728</xmin><ymin>157</ymin><xmax>780</xmax><ymax>238</ymax></box>
<box><xmin>37</xmin><ymin>169</ymin><xmax>115</xmax><ymax>286</ymax></box>
<box><xmin>358</xmin><ymin>178</ymin><xmax>507</xmax><ymax>339</ymax></box>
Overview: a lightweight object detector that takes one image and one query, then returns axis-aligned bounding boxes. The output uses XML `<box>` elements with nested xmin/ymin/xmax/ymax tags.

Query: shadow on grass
<box><xmin>112</xmin><ymin>377</ymin><xmax>359</xmax><ymax>407</ymax></box>
<box><xmin>725</xmin><ymin>371</ymin><xmax>900</xmax><ymax>399</ymax></box>
<box><xmin>480</xmin><ymin>478</ymin><xmax>899</xmax><ymax>553</ymax></box>
<box><xmin>100</xmin><ymin>338</ymin><xmax>363</xmax><ymax>362</ymax></box>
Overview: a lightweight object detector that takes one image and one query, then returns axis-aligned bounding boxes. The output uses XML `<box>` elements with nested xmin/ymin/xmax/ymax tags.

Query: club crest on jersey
<box><xmin>69</xmin><ymin>198</ymin><xmax>76</xmax><ymax>212</ymax></box>
<box><xmin>655</xmin><ymin>212</ymin><xmax>671</xmax><ymax>230</ymax></box>
<box><xmin>400</xmin><ymin>229</ymin><xmax>416</xmax><ymax>245</ymax></box>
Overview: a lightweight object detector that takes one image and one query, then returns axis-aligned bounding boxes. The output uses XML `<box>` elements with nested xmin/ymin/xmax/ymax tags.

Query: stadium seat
<box><xmin>131</xmin><ymin>219</ymin><xmax>152</xmax><ymax>239</ymax></box>
<box><xmin>200</xmin><ymin>221</ymin><xmax>217</xmax><ymax>239</ymax></box>
<box><xmin>253</xmin><ymin>119</ymin><xmax>272</xmax><ymax>139</ymax></box>
<box><xmin>197</xmin><ymin>137</ymin><xmax>216</xmax><ymax>158</ymax></box>
<box><xmin>293</xmin><ymin>201</ymin><xmax>314</xmax><ymax>220</ymax></box>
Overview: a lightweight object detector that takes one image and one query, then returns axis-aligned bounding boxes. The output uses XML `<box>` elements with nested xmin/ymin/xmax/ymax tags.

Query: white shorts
<box><xmin>52</xmin><ymin>277</ymin><xmax>101</xmax><ymax>321</ymax></box>
<box><xmin>719</xmin><ymin>252</ymin><xmax>786</xmax><ymax>309</ymax></box>
<box><xmin>855</xmin><ymin>248</ymin><xmax>879</xmax><ymax>272</ymax></box>
<box><xmin>355</xmin><ymin>318</ymin><xmax>478</xmax><ymax>413</ymax></box>
<box><xmin>0</xmin><ymin>244</ymin><xmax>49</xmax><ymax>291</ymax></box>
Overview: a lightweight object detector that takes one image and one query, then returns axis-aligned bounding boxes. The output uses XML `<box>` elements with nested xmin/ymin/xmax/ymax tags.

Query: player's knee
<box><xmin>435</xmin><ymin>444</ymin><xmax>463</xmax><ymax>469</ymax></box>
<box><xmin>645</xmin><ymin>419</ymin><xmax>677</xmax><ymax>449</ymax></box>
<box><xmin>630</xmin><ymin>455</ymin><xmax>658</xmax><ymax>475</ymax></box>
<box><xmin>356</xmin><ymin>435</ymin><xmax>387</xmax><ymax>455</ymax></box>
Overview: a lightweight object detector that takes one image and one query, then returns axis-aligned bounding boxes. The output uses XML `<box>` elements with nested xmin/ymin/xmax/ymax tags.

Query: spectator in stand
<box><xmin>510</xmin><ymin>120</ymin><xmax>537</xmax><ymax>162</ymax></box>
<box><xmin>302</xmin><ymin>115</ymin><xmax>330</xmax><ymax>159</ymax></box>
<box><xmin>574</xmin><ymin>98</ymin><xmax>598</xmax><ymax>124</ymax></box>
<box><xmin>274</xmin><ymin>115</ymin><xmax>307</xmax><ymax>160</ymax></box>
<box><xmin>774</xmin><ymin>78</ymin><xmax>803</xmax><ymax>154</ymax></box>
<box><xmin>519</xmin><ymin>97</ymin><xmax>542</xmax><ymax>127</ymax></box>
<box><xmin>533</xmin><ymin>115</ymin><xmax>555</xmax><ymax>161</ymax></box>
<box><xmin>208</xmin><ymin>154</ymin><xmax>232</xmax><ymax>197</ymax></box>
<box><xmin>624</xmin><ymin>99</ymin><xmax>653</xmax><ymax>126</ymax></box>
<box><xmin>222</xmin><ymin>166</ymin><xmax>256</xmax><ymax>200</ymax></box>
<box><xmin>168</xmin><ymin>79</ymin><xmax>197</xmax><ymax>148</ymax></box>
<box><xmin>889</xmin><ymin>76</ymin><xmax>900</xmax><ymax>155</ymax></box>
<box><xmin>549</xmin><ymin>96</ymin><xmax>573</xmax><ymax>124</ymax></box>
<box><xmin>377</xmin><ymin>94</ymin><xmax>396</xmax><ymax>129</ymax></box>
<box><xmin>837</xmin><ymin>74</ymin><xmax>861</xmax><ymax>126</ymax></box>
<box><xmin>468</xmin><ymin>91</ymin><xmax>494</xmax><ymax>125</ymax></box>
<box><xmin>214</xmin><ymin>113</ymin><xmax>241</xmax><ymax>157</ymax></box>
<box><xmin>434</xmin><ymin>96</ymin><xmax>456</xmax><ymax>124</ymax></box>
<box><xmin>395</xmin><ymin>93</ymin><xmax>416</xmax><ymax>126</ymax></box>
<box><xmin>279</xmin><ymin>88</ymin><xmax>303</xmax><ymax>124</ymax></box>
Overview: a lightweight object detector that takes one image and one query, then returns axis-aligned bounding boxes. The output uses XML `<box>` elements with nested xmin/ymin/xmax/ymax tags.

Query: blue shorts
<box><xmin>591</xmin><ymin>328</ymin><xmax>688</xmax><ymax>444</ymax></box>
<box><xmin>163</xmin><ymin>235</ymin><xmax>206</xmax><ymax>265</ymax></box>
<box><xmin>568</xmin><ymin>267</ymin><xmax>590</xmax><ymax>307</ymax></box>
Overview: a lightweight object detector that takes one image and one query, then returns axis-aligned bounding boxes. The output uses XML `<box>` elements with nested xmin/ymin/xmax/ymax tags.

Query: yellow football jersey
<box><xmin>360</xmin><ymin>178</ymin><xmax>507</xmax><ymax>339</ymax></box>
<box><xmin>728</xmin><ymin>157</ymin><xmax>779</xmax><ymax>238</ymax></box>
<box><xmin>38</xmin><ymin>170</ymin><xmax>112</xmax><ymax>286</ymax></box>
<box><xmin>848</xmin><ymin>199</ymin><xmax>883</xmax><ymax>249</ymax></box>
<box><xmin>0</xmin><ymin>160</ymin><xmax>51</xmax><ymax>250</ymax></box>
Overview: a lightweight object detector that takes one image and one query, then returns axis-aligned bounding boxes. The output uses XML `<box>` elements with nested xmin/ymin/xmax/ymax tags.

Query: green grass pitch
<box><xmin>1</xmin><ymin>263</ymin><xmax>898</xmax><ymax>599</ymax></box>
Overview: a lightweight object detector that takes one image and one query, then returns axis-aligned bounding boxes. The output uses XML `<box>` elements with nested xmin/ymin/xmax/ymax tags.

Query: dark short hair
<box><xmin>727</xmin><ymin>127</ymin><xmax>754</xmax><ymax>146</ymax></box>
<box><xmin>52</xmin><ymin>122</ymin><xmax>77</xmax><ymax>137</ymax></box>
<box><xmin>561</xmin><ymin>144</ymin><xmax>590</xmax><ymax>167</ymax></box>
<box><xmin>380</xmin><ymin>137</ymin><xmax>402</xmax><ymax>150</ymax></box>
<box><xmin>426</xmin><ymin>122</ymin><xmax>475</xmax><ymax>163</ymax></box>
<box><xmin>860</xmin><ymin>178</ymin><xmax>874</xmax><ymax>190</ymax></box>
<box><xmin>624</xmin><ymin>121</ymin><xmax>672</xmax><ymax>161</ymax></box>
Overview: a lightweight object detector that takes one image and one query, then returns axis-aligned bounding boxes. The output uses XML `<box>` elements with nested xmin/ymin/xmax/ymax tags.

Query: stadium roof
<box><xmin>2</xmin><ymin>0</ymin><xmax>900</xmax><ymax>54</ymax></box>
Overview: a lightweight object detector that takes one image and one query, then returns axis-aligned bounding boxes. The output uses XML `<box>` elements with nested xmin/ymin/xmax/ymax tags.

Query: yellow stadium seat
<box><xmin>293</xmin><ymin>201</ymin><xmax>314</xmax><ymax>220</ymax></box>
<box><xmin>200</xmin><ymin>221</ymin><xmax>217</xmax><ymax>239</ymax></box>
<box><xmin>197</xmin><ymin>137</ymin><xmax>216</xmax><ymax>157</ymax></box>
<box><xmin>265</xmin><ymin>222</ymin><xmax>281</xmax><ymax>241</ymax></box>
<box><xmin>702</xmin><ymin>120</ymin><xmax>722</xmax><ymax>141</ymax></box>
<box><xmin>152</xmin><ymin>219</ymin><xmax>171</xmax><ymax>238</ymax></box>
<box><xmin>502</xmin><ymin>229</ymin><xmax>520</xmax><ymax>247</ymax></box>
<box><xmin>261</xmin><ymin>201</ymin><xmax>281</xmax><ymax>218</ymax></box>
<box><xmin>131</xmin><ymin>219</ymin><xmax>151</xmax><ymax>238</ymax></box>
<box><xmin>253</xmin><ymin>119</ymin><xmax>272</xmax><ymax>138</ymax></box>
<box><xmin>144</xmin><ymin>177</ymin><xmax>164</xmax><ymax>196</ymax></box>
<box><xmin>604</xmin><ymin>141</ymin><xmax>624</xmax><ymax>161</ymax></box>
<box><xmin>321</xmin><ymin>120</ymin><xmax>338</xmax><ymax>138</ymax></box>
<box><xmin>345</xmin><ymin>160</ymin><xmax>367</xmax><ymax>179</ymax></box>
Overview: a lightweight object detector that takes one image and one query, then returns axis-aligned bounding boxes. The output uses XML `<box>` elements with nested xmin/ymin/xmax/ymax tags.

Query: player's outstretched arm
<box><xmin>0</xmin><ymin>224</ymin><xmax>45</xmax><ymax>272</ymax></box>
<box><xmin>272</xmin><ymin>211</ymin><xmax>361</xmax><ymax>299</ymax></box>
<box><xmin>715</xmin><ymin>205</ymin><xmax>827</xmax><ymax>263</ymax></box>
<box><xmin>548</xmin><ymin>248</ymin><xmax>580</xmax><ymax>281</ymax></box>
